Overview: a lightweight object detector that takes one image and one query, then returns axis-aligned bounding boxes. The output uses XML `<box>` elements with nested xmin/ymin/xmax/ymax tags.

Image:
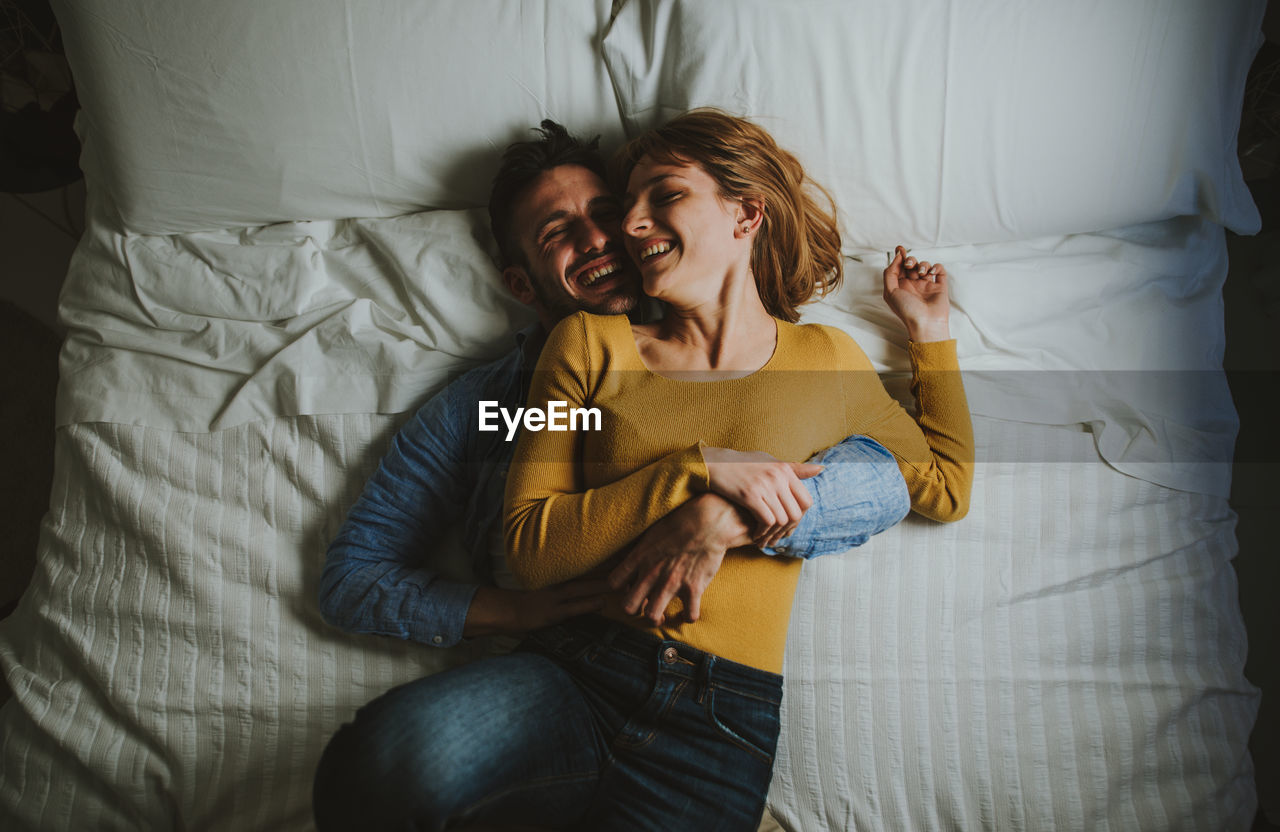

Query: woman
<box><xmin>502</xmin><ymin>109</ymin><xmax>973</xmax><ymax>829</ymax></box>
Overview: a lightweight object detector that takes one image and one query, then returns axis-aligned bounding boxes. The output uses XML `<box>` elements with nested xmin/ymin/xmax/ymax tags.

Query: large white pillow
<box><xmin>602</xmin><ymin>0</ymin><xmax>1264</xmax><ymax>249</ymax></box>
<box><xmin>54</xmin><ymin>0</ymin><xmax>622</xmax><ymax>234</ymax></box>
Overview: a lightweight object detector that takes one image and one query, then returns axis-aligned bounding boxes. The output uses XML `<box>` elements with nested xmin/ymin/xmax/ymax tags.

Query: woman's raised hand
<box><xmin>701</xmin><ymin>447</ymin><xmax>822</xmax><ymax>548</ymax></box>
<box><xmin>883</xmin><ymin>245</ymin><xmax>952</xmax><ymax>343</ymax></box>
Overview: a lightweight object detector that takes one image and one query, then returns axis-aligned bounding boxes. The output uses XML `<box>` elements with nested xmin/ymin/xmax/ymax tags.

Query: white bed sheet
<box><xmin>0</xmin><ymin>415</ymin><xmax>1257</xmax><ymax>830</ymax></box>
<box><xmin>56</xmin><ymin>204</ymin><xmax>1237</xmax><ymax>497</ymax></box>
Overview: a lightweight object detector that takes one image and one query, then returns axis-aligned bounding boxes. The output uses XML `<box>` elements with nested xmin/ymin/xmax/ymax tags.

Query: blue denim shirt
<box><xmin>318</xmin><ymin>326</ymin><xmax>910</xmax><ymax>648</ymax></box>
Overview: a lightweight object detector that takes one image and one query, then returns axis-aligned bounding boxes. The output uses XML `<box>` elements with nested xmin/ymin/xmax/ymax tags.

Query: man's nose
<box><xmin>575</xmin><ymin>217</ymin><xmax>611</xmax><ymax>252</ymax></box>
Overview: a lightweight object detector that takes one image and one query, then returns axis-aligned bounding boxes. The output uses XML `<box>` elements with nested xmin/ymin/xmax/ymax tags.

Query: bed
<box><xmin>0</xmin><ymin>1</ymin><xmax>1266</xmax><ymax>829</ymax></box>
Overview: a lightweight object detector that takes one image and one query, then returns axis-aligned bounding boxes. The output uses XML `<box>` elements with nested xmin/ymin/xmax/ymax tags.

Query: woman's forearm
<box><xmin>503</xmin><ymin>443</ymin><xmax>709</xmax><ymax>589</ymax></box>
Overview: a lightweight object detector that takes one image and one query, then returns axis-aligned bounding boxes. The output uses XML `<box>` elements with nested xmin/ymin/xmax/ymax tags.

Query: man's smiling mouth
<box><xmin>580</xmin><ymin>261</ymin><xmax>620</xmax><ymax>286</ymax></box>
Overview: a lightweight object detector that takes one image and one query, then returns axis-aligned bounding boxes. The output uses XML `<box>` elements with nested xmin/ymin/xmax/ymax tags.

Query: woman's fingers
<box><xmin>883</xmin><ymin>247</ymin><xmax>904</xmax><ymax>296</ymax></box>
<box><xmin>789</xmin><ymin>461</ymin><xmax>824</xmax><ymax>480</ymax></box>
<box><xmin>776</xmin><ymin>488</ymin><xmax>803</xmax><ymax>532</ymax></box>
<box><xmin>758</xmin><ymin>479</ymin><xmax>806</xmax><ymax>547</ymax></box>
<box><xmin>790</xmin><ymin>473</ymin><xmax>815</xmax><ymax>512</ymax></box>
<box><xmin>702</xmin><ymin>446</ymin><xmax>814</xmax><ymax>544</ymax></box>
<box><xmin>747</xmin><ymin>495</ymin><xmax>781</xmax><ymax>539</ymax></box>
<box><xmin>897</xmin><ymin>249</ymin><xmax>946</xmax><ymax>283</ymax></box>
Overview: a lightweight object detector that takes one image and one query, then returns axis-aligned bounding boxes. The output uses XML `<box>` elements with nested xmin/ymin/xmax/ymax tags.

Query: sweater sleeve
<box><xmin>503</xmin><ymin>313</ymin><xmax>710</xmax><ymax>589</ymax></box>
<box><xmin>830</xmin><ymin>330</ymin><xmax>974</xmax><ymax>522</ymax></box>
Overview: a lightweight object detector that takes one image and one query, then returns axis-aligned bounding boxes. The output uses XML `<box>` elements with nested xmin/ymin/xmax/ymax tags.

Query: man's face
<box><xmin>506</xmin><ymin>165</ymin><xmax>640</xmax><ymax>325</ymax></box>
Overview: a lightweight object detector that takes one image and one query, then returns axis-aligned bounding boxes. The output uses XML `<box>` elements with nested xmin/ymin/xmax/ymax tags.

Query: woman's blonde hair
<box><xmin>611</xmin><ymin>109</ymin><xmax>842</xmax><ymax>322</ymax></box>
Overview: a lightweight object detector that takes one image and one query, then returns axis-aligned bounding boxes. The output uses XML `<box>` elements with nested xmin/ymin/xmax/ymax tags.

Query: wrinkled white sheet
<box><xmin>57</xmin><ymin>201</ymin><xmax>536</xmax><ymax>431</ymax></box>
<box><xmin>57</xmin><ymin>202</ymin><xmax>1237</xmax><ymax>496</ymax></box>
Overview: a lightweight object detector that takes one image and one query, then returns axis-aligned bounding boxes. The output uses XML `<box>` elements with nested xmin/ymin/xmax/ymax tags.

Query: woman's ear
<box><xmin>736</xmin><ymin>197</ymin><xmax>765</xmax><ymax>238</ymax></box>
<box><xmin>502</xmin><ymin>265</ymin><xmax>538</xmax><ymax>307</ymax></box>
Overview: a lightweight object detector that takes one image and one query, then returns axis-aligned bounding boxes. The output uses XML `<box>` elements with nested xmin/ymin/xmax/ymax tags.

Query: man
<box><xmin>312</xmin><ymin>121</ymin><xmax>911</xmax><ymax>830</ymax></box>
<box><xmin>316</xmin><ymin>121</ymin><xmax>910</xmax><ymax>648</ymax></box>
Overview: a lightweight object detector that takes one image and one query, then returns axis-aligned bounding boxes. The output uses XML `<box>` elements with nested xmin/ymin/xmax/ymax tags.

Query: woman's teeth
<box><xmin>581</xmin><ymin>262</ymin><xmax>619</xmax><ymax>286</ymax></box>
<box><xmin>640</xmin><ymin>242</ymin><xmax>672</xmax><ymax>261</ymax></box>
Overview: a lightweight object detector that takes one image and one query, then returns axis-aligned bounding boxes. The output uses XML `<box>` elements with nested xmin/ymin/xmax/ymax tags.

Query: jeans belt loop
<box><xmin>696</xmin><ymin>654</ymin><xmax>715</xmax><ymax>704</ymax></box>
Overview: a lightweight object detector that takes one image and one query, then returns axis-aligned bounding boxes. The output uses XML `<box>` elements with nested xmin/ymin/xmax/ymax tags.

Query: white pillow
<box><xmin>54</xmin><ymin>0</ymin><xmax>622</xmax><ymax>234</ymax></box>
<box><xmin>602</xmin><ymin>0</ymin><xmax>1264</xmax><ymax>249</ymax></box>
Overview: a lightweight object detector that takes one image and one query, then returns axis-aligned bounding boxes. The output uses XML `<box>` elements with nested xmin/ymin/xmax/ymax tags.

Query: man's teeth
<box><xmin>580</xmin><ymin>262</ymin><xmax>619</xmax><ymax>286</ymax></box>
<box><xmin>641</xmin><ymin>242</ymin><xmax>672</xmax><ymax>261</ymax></box>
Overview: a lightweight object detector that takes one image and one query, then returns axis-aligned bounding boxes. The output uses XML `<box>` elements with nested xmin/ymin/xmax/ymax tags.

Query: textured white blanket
<box><xmin>0</xmin><ymin>416</ymin><xmax>1257</xmax><ymax>830</ymax></box>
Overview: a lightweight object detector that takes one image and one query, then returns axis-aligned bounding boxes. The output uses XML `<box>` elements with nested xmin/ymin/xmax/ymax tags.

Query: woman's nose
<box><xmin>623</xmin><ymin>203</ymin><xmax>650</xmax><ymax>237</ymax></box>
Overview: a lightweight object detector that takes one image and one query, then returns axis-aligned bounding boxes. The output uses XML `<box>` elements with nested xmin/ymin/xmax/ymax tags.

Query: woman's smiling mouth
<box><xmin>638</xmin><ymin>241</ymin><xmax>674</xmax><ymax>262</ymax></box>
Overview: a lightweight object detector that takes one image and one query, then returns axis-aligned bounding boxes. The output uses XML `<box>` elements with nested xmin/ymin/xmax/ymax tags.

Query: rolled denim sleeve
<box><xmin>318</xmin><ymin>385</ymin><xmax>479</xmax><ymax>647</ymax></box>
<box><xmin>760</xmin><ymin>434</ymin><xmax>910</xmax><ymax>559</ymax></box>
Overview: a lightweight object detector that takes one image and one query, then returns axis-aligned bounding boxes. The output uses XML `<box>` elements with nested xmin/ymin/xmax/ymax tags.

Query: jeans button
<box><xmin>661</xmin><ymin>646</ymin><xmax>679</xmax><ymax>664</ymax></box>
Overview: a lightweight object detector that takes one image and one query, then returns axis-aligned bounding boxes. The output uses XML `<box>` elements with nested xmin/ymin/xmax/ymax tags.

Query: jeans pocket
<box><xmin>703</xmin><ymin>686</ymin><xmax>780</xmax><ymax>766</ymax></box>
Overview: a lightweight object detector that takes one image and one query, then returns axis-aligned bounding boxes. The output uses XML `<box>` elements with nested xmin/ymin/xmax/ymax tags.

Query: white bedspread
<box><xmin>0</xmin><ymin>416</ymin><xmax>1256</xmax><ymax>830</ymax></box>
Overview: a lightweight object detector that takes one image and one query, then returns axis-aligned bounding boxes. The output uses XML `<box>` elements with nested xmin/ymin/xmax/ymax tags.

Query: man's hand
<box><xmin>607</xmin><ymin>493</ymin><xmax>754</xmax><ymax>626</ymax></box>
<box><xmin>462</xmin><ymin>579</ymin><xmax>611</xmax><ymax>638</ymax></box>
<box><xmin>702</xmin><ymin>447</ymin><xmax>821</xmax><ymax>548</ymax></box>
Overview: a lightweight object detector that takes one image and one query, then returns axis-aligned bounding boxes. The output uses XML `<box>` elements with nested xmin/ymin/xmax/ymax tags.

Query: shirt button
<box><xmin>775</xmin><ymin>545</ymin><xmax>788</xmax><ymax>553</ymax></box>
<box><xmin>499</xmin><ymin>469</ymin><xmax>508</xmax><ymax>479</ymax></box>
<box><xmin>661</xmin><ymin>646</ymin><xmax>679</xmax><ymax>664</ymax></box>
<box><xmin>432</xmin><ymin>635</ymin><xmax>443</xmax><ymax>645</ymax></box>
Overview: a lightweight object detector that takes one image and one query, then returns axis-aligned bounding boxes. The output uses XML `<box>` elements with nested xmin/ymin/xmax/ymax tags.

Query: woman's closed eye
<box><xmin>655</xmin><ymin>191</ymin><xmax>682</xmax><ymax>205</ymax></box>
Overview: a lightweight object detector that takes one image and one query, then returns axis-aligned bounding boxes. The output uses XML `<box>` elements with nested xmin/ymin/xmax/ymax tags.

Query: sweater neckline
<box><xmin>615</xmin><ymin>314</ymin><xmax>785</xmax><ymax>383</ymax></box>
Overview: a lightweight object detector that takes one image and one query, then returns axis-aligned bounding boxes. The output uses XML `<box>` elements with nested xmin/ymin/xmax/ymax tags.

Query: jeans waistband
<box><xmin>558</xmin><ymin>615</ymin><xmax>784</xmax><ymax>704</ymax></box>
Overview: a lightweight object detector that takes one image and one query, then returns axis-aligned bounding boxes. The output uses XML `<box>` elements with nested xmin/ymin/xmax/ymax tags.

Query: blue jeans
<box><xmin>313</xmin><ymin>615</ymin><xmax>783</xmax><ymax>831</ymax></box>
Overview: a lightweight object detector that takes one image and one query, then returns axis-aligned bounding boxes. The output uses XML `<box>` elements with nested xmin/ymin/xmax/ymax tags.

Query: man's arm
<box><xmin>761</xmin><ymin>433</ymin><xmax>910</xmax><ymax>559</ymax></box>
<box><xmin>319</xmin><ymin>370</ymin><xmax>610</xmax><ymax>647</ymax></box>
<box><xmin>318</xmin><ymin>386</ymin><xmax>480</xmax><ymax>648</ymax></box>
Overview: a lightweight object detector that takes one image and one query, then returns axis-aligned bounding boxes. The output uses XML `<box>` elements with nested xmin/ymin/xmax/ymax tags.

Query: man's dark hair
<box><xmin>488</xmin><ymin>119</ymin><xmax>607</xmax><ymax>269</ymax></box>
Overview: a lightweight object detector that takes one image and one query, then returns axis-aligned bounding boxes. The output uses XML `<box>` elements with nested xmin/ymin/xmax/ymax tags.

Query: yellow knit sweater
<box><xmin>504</xmin><ymin>311</ymin><xmax>973</xmax><ymax>672</ymax></box>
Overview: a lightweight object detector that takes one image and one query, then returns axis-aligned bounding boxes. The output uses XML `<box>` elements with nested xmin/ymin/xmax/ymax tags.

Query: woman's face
<box><xmin>621</xmin><ymin>156</ymin><xmax>752</xmax><ymax>307</ymax></box>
